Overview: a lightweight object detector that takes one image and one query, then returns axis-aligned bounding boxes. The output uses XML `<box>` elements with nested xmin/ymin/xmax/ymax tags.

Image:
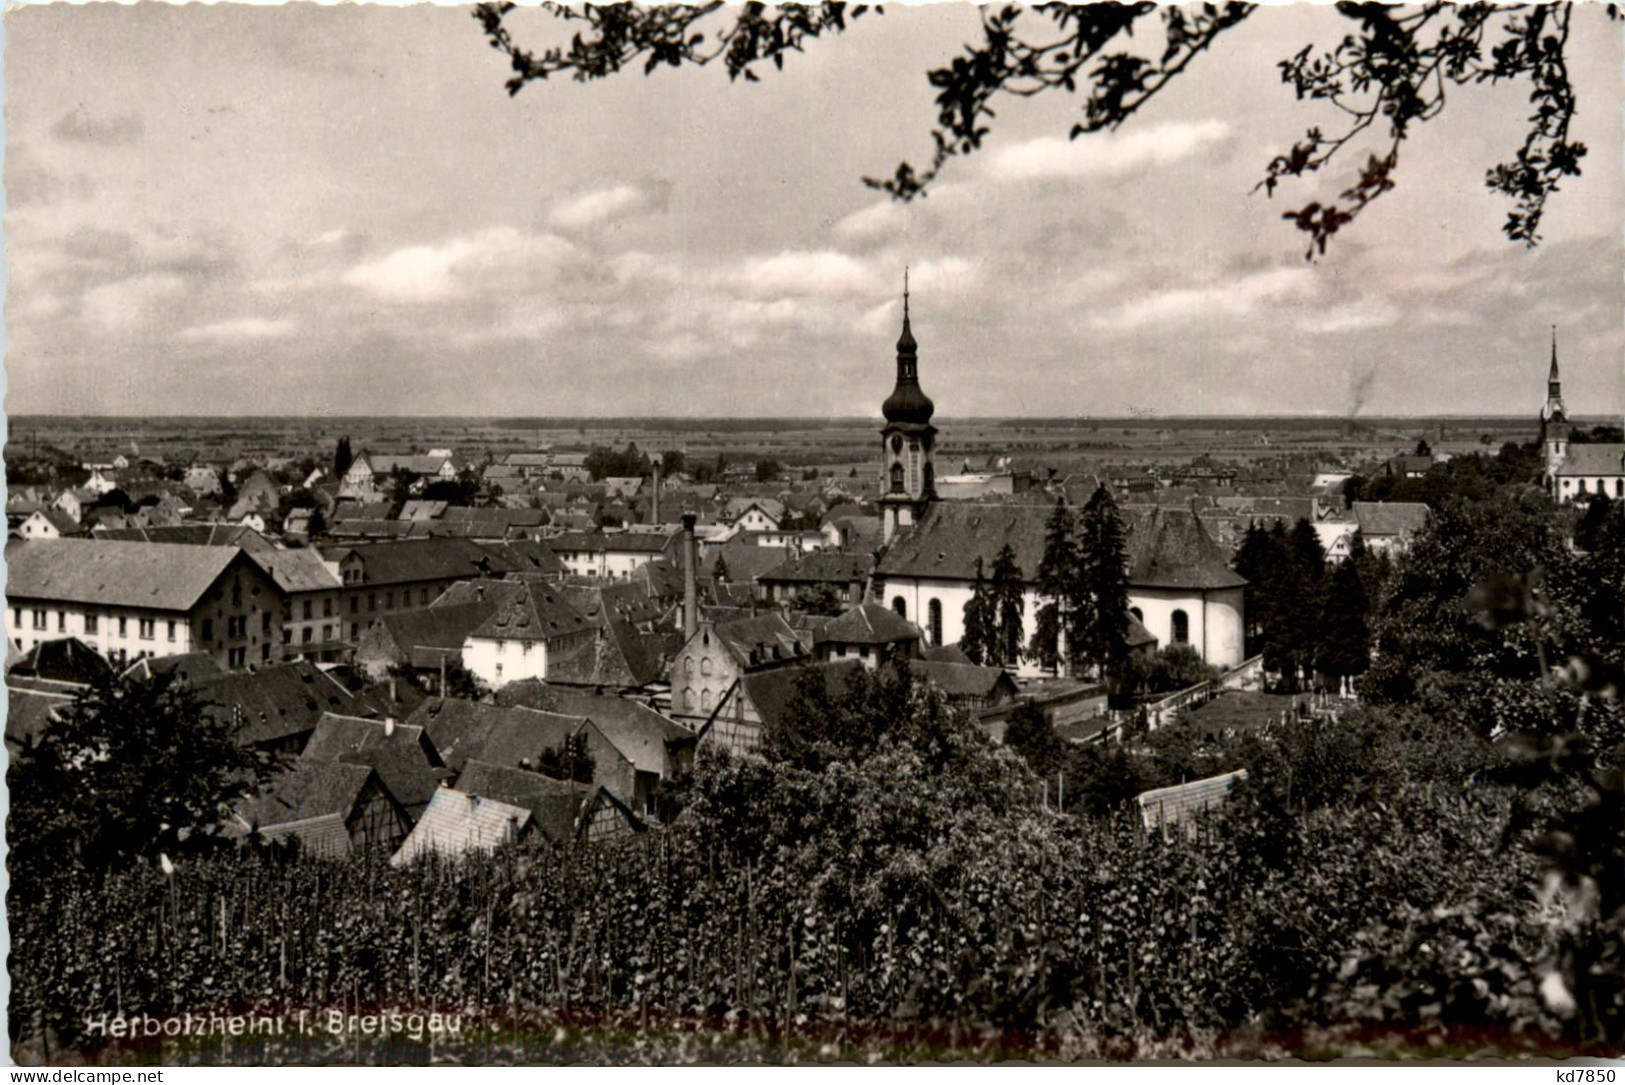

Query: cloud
<box><xmin>177</xmin><ymin>317</ymin><xmax>296</xmax><ymax>344</ymax></box>
<box><xmin>548</xmin><ymin>183</ymin><xmax>665</xmax><ymax>231</ymax></box>
<box><xmin>986</xmin><ymin>120</ymin><xmax>1230</xmax><ymax>183</ymax></box>
<box><xmin>340</xmin><ymin>227</ymin><xmax>581</xmax><ymax>303</ymax></box>
<box><xmin>50</xmin><ymin>109</ymin><xmax>144</xmax><ymax>146</ymax></box>
<box><xmin>726</xmin><ymin>250</ymin><xmax>879</xmax><ymax>299</ymax></box>
<box><xmin>834</xmin><ymin>200</ymin><xmax>910</xmax><ymax>244</ymax></box>
<box><xmin>1091</xmin><ymin>265</ymin><xmax>1319</xmax><ymax>330</ymax></box>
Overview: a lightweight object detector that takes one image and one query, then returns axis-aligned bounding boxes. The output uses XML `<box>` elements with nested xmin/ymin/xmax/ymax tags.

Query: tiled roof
<box><xmin>248</xmin><ymin>547</ymin><xmax>342</xmax><ymax>596</ymax></box>
<box><xmin>712</xmin><ymin>612</ymin><xmax>809</xmax><ymax>666</ymax></box>
<box><xmin>453</xmin><ymin>759</ymin><xmax>585</xmax><ymax>841</ymax></box>
<box><xmin>379</xmin><ymin>600</ymin><xmax>499</xmax><ymax>655</ymax></box>
<box><xmin>1126</xmin><ymin>507</ymin><xmax>1248</xmax><ymax>590</ymax></box>
<box><xmin>235</xmin><ymin>761</ymin><xmax>375</xmax><ymax>829</ymax></box>
<box><xmin>550</xmin><ymin>531</ymin><xmax>675</xmax><ymax>555</ymax></box>
<box><xmin>704</xmin><ymin>538</ymin><xmax>792</xmax><ymax>584</ymax></box>
<box><xmin>497</xmin><ymin>683</ymin><xmax>694</xmax><ymax>777</ymax></box>
<box><xmin>740</xmin><ymin>659</ymin><xmax>866</xmax><ymax>731</ymax></box>
<box><xmin>547</xmin><ymin>620</ymin><xmax>683</xmax><ymax>689</ymax></box>
<box><xmin>6</xmin><ymin>687</ymin><xmax>72</xmax><ymax>750</ymax></box>
<box><xmin>122</xmin><ymin>652</ymin><xmax>224</xmax><ymax>684</ymax></box>
<box><xmin>758</xmin><ymin>551</ymin><xmax>876</xmax><ymax>585</ymax></box>
<box><xmin>1352</xmin><ymin>501</ymin><xmax>1432</xmax><ymax>539</ymax></box>
<box><xmin>407</xmin><ymin>697</ymin><xmax>588</xmax><ymax>773</ymax></box>
<box><xmin>1137</xmin><ymin>769</ymin><xmax>1248</xmax><ymax>831</ymax></box>
<box><xmin>1553</xmin><ymin>443</ymin><xmax>1625</xmax><ymax>476</ymax></box>
<box><xmin>192</xmin><ymin>661</ymin><xmax>360</xmax><ymax>746</ymax></box>
<box><xmin>815</xmin><ymin>602</ymin><xmax>922</xmax><ymax>646</ymax></box>
<box><xmin>90</xmin><ymin>522</ymin><xmax>275</xmax><ymax>553</ymax></box>
<box><xmin>7</xmin><ymin>637</ymin><xmax>115</xmax><ymax>685</ymax></box>
<box><xmin>299</xmin><ymin>713</ymin><xmax>445</xmax><ymax>813</ymax></box>
<box><xmin>443</xmin><ymin>506</ymin><xmax>547</xmax><ymax>527</ymax></box>
<box><xmin>875</xmin><ymin>503</ymin><xmax>1054</xmax><ymax>582</ymax></box>
<box><xmin>467</xmin><ymin>580</ymin><xmax>595</xmax><ymax>643</ymax></box>
<box><xmin>323</xmin><ymin>538</ymin><xmax>518</xmax><ymax>586</ymax></box>
<box><xmin>390</xmin><ymin>788</ymin><xmax>531</xmax><ymax>866</ymax></box>
<box><xmin>6</xmin><ymin>538</ymin><xmax>245</xmax><ymax>611</ymax></box>
<box><xmin>909</xmin><ymin>660</ymin><xmax>1014</xmax><ymax>699</ymax></box>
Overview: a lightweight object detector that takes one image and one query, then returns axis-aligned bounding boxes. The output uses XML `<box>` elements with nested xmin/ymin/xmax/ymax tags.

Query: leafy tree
<box><xmin>961</xmin><ymin>557</ymin><xmax>997</xmax><ymax>667</ymax></box>
<box><xmin>1575</xmin><ymin>491</ymin><xmax>1614</xmax><ymax>553</ymax></box>
<box><xmin>537</xmin><ymin>732</ymin><xmax>595</xmax><ymax>784</ymax></box>
<box><xmin>1002</xmin><ymin>699</ymin><xmax>1066</xmax><ymax>779</ymax></box>
<box><xmin>8</xmin><ymin>673</ymin><xmax>278</xmax><ymax>878</ymax></box>
<box><xmin>794</xmin><ymin>582</ymin><xmax>847</xmax><ymax>617</ymax></box>
<box><xmin>1414</xmin><ymin>437</ymin><xmax>1433</xmax><ymax>457</ymax></box>
<box><xmin>476</xmin><ymin>1</ymin><xmax>1606</xmax><ymax>255</ymax></box>
<box><xmin>306</xmin><ymin>507</ymin><xmax>327</xmax><ymax>537</ymax></box>
<box><xmin>1028</xmin><ymin>499</ymin><xmax>1077</xmax><ymax>673</ymax></box>
<box><xmin>755</xmin><ymin>459</ymin><xmax>783</xmax><ymax>483</ymax></box>
<box><xmin>421</xmin><ymin>468</ymin><xmax>484</xmax><ymax>505</ymax></box>
<box><xmin>989</xmin><ymin>543</ymin><xmax>1026</xmax><ymax>668</ymax></box>
<box><xmin>712</xmin><ymin>554</ymin><xmax>732</xmax><ymax>584</ymax></box>
<box><xmin>333</xmin><ymin>436</ymin><xmax>354</xmax><ymax>480</ymax></box>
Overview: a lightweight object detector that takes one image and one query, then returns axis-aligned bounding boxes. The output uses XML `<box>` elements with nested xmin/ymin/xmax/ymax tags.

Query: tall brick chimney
<box><xmin>681</xmin><ymin>513</ymin><xmax>699</xmax><ymax>639</ymax></box>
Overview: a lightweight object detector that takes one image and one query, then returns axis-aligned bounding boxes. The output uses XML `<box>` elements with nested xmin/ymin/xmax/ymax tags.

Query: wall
<box><xmin>667</xmin><ymin>627</ymin><xmax>743</xmax><ymax>726</ymax></box>
<box><xmin>461</xmin><ymin>634</ymin><xmax>549</xmax><ymax>690</ymax></box>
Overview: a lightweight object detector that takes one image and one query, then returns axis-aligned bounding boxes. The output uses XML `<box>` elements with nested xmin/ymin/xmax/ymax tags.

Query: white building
<box><xmin>456</xmin><ymin>581</ymin><xmax>596</xmax><ymax>689</ymax></box>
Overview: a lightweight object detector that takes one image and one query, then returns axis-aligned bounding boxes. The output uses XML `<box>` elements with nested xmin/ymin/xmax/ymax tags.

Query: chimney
<box><xmin>681</xmin><ymin>513</ymin><xmax>699</xmax><ymax>639</ymax></box>
<box><xmin>652</xmin><ymin>458</ymin><xmax>662</xmax><ymax>525</ymax></box>
<box><xmin>384</xmin><ymin>716</ymin><xmax>396</xmax><ymax>738</ymax></box>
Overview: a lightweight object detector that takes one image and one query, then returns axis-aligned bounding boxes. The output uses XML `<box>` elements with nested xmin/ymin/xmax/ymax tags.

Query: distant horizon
<box><xmin>8</xmin><ymin>411</ymin><xmax>1617</xmax><ymax>425</ymax></box>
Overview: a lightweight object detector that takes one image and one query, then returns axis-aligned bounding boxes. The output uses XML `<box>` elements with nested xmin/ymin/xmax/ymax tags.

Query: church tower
<box><xmin>879</xmin><ymin>272</ymin><xmax>936</xmax><ymax>545</ymax></box>
<box><xmin>1540</xmin><ymin>325</ymin><xmax>1570</xmax><ymax>488</ymax></box>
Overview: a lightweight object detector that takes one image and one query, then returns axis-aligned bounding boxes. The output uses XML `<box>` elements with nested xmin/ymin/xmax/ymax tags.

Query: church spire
<box><xmin>882</xmin><ymin>269</ymin><xmax>932</xmax><ymax>424</ymax></box>
<box><xmin>1549</xmin><ymin>325</ymin><xmax>1560</xmax><ymax>384</ymax></box>
<box><xmin>1543</xmin><ymin>324</ymin><xmax>1567</xmax><ymax>426</ymax></box>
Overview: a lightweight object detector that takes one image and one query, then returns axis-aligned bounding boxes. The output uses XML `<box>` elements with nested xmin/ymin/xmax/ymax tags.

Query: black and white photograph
<box><xmin>4</xmin><ymin>0</ymin><xmax>1623</xmax><ymax>1067</ymax></box>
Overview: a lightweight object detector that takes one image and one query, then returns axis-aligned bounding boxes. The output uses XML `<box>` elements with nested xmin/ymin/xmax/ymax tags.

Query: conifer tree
<box><xmin>1078</xmin><ymin>486</ymin><xmax>1131</xmax><ymax>675</ymax></box>
<box><xmin>990</xmin><ymin>543</ymin><xmax>1026</xmax><ymax>668</ymax></box>
<box><xmin>1029</xmin><ymin>499</ymin><xmax>1076</xmax><ymax>672</ymax></box>
<box><xmin>333</xmin><ymin>436</ymin><xmax>354</xmax><ymax>479</ymax></box>
<box><xmin>1317</xmin><ymin>556</ymin><xmax>1371</xmax><ymax>690</ymax></box>
<box><xmin>961</xmin><ymin>557</ymin><xmax>997</xmax><ymax>666</ymax></box>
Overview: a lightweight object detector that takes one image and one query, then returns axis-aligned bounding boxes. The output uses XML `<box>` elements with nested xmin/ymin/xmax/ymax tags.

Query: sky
<box><xmin>5</xmin><ymin>3</ymin><xmax>1623</xmax><ymax>419</ymax></box>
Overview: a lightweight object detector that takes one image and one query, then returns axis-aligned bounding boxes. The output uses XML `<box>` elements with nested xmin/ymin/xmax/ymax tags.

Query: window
<box><xmin>283</xmin><ymin>628</ymin><xmax>293</xmax><ymax>645</ymax></box>
<box><xmin>58</xmin><ymin>611</ymin><xmax>67</xmax><ymax>633</ymax></box>
<box><xmin>684</xmin><ymin>658</ymin><xmax>693</xmax><ymax>677</ymax></box>
<box><xmin>302</xmin><ymin>628</ymin><xmax>313</xmax><ymax>645</ymax></box>
<box><xmin>85</xmin><ymin>614</ymin><xmax>98</xmax><ymax>635</ymax></box>
<box><xmin>420</xmin><ymin>589</ymin><xmax>429</xmax><ymax>606</ymax></box>
<box><xmin>123</xmin><ymin>617</ymin><xmax>132</xmax><ymax>638</ymax></box>
<box><xmin>369</xmin><ymin>593</ymin><xmax>378</xmax><ymax>612</ymax></box>
<box><xmin>497</xmin><ymin>640</ymin><xmax>506</xmax><ymax>655</ymax></box>
<box><xmin>322</xmin><ymin>625</ymin><xmax>332</xmax><ymax>641</ymax></box>
<box><xmin>700</xmin><ymin>657</ymin><xmax>712</xmax><ymax>676</ymax></box>
<box><xmin>350</xmin><ymin>596</ymin><xmax>359</xmax><ymax>614</ymax></box>
<box><xmin>522</xmin><ymin>641</ymin><xmax>533</xmax><ymax>655</ymax></box>
<box><xmin>892</xmin><ymin>597</ymin><xmax>907</xmax><ymax>620</ymax></box>
<box><xmin>889</xmin><ymin>462</ymin><xmax>904</xmax><ymax>493</ymax></box>
<box><xmin>324</xmin><ymin>598</ymin><xmax>334</xmax><ymax>618</ymax></box>
<box><xmin>32</xmin><ymin>610</ymin><xmax>46</xmax><ymax>631</ymax></box>
<box><xmin>263</xmin><ymin>611</ymin><xmax>272</xmax><ymax>633</ymax></box>
<box><xmin>927</xmin><ymin>599</ymin><xmax>943</xmax><ymax>647</ymax></box>
<box><xmin>262</xmin><ymin>644</ymin><xmax>272</xmax><ymax>662</ymax></box>
<box><xmin>1171</xmin><ymin>609</ymin><xmax>1190</xmax><ymax>645</ymax></box>
<box><xmin>351</xmin><ymin>623</ymin><xmax>360</xmax><ymax>641</ymax></box>
<box><xmin>683</xmin><ymin>689</ymin><xmax>694</xmax><ymax>709</ymax></box>
<box><xmin>11</xmin><ymin>608</ymin><xmax>20</xmax><ymax>629</ymax></box>
<box><xmin>166</xmin><ymin>621</ymin><xmax>177</xmax><ymax>642</ymax></box>
<box><xmin>138</xmin><ymin>619</ymin><xmax>156</xmax><ymax>641</ymax></box>
<box><xmin>495</xmin><ymin>663</ymin><xmax>503</xmax><ymax>678</ymax></box>
<box><xmin>302</xmin><ymin>600</ymin><xmax>313</xmax><ymax>621</ymax></box>
<box><xmin>386</xmin><ymin>591</ymin><xmax>395</xmax><ymax>609</ymax></box>
<box><xmin>701</xmin><ymin>689</ymin><xmax>712</xmax><ymax>710</ymax></box>
<box><xmin>859</xmin><ymin>645</ymin><xmax>870</xmax><ymax>659</ymax></box>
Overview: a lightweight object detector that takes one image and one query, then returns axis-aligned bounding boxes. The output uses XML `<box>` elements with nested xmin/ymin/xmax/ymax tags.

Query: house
<box><xmin>811</xmin><ymin>602</ymin><xmax>922</xmax><ymax>668</ymax></box>
<box><xmin>389</xmin><ymin>788</ymin><xmax>532</xmax><ymax>866</ymax></box>
<box><xmin>249</xmin><ymin>548</ymin><xmax>348</xmax><ymax>662</ymax></box>
<box><xmin>703</xmin><ymin>658</ymin><xmax>867</xmax><ymax>756</ymax></box>
<box><xmin>190</xmin><ymin>661</ymin><xmax>364</xmax><ymax>755</ymax></box>
<box><xmin>548</xmin><ymin>530</ymin><xmax>678</xmax><ymax>580</ymax></box>
<box><xmin>550</xmin><ymin>453</ymin><xmax>591</xmax><ymax>482</ymax></box>
<box><xmin>494</xmin><ymin>683</ymin><xmax>695</xmax><ymax>816</ymax></box>
<box><xmin>450</xmin><ymin>580</ymin><xmax>597</xmax><ymax>690</ymax></box>
<box><xmin>1380</xmin><ymin>454</ymin><xmax>1434</xmax><ymax>480</ymax></box>
<box><xmin>406</xmin><ymin>697</ymin><xmax>640</xmax><ymax>806</ymax></box>
<box><xmin>820</xmin><ymin>511</ymin><xmax>882</xmax><ymax>552</ymax></box>
<box><xmin>909</xmin><ymin>660</ymin><xmax>1020</xmax><ymax>712</ymax></box>
<box><xmin>122</xmin><ymin>652</ymin><xmax>224</xmax><ymax>685</ymax></box>
<box><xmin>1124</xmin><ymin>507</ymin><xmax>1248</xmax><ymax>668</ymax></box>
<box><xmin>299</xmin><ymin>712</ymin><xmax>447</xmax><ymax>823</ymax></box>
<box><xmin>321</xmin><ymin>537</ymin><xmax>524</xmax><ymax>643</ymax></box>
<box><xmin>229</xmin><ymin>761</ymin><xmax>410</xmax><ymax>859</ymax></box>
<box><xmin>757</xmin><ymin>550</ymin><xmax>876</xmax><ymax>608</ymax></box>
<box><xmin>354</xmin><ymin>599</ymin><xmax>501</xmax><ymax>687</ymax></box>
<box><xmin>7</xmin><ymin>636</ymin><xmax>115</xmax><ymax>686</ymax></box>
<box><xmin>6</xmin><ymin>538</ymin><xmax>283</xmax><ymax>671</ymax></box>
<box><xmin>544</xmin><ymin>619</ymin><xmax>684</xmax><ymax>692</ymax></box>
<box><xmin>666</xmin><ymin>613</ymin><xmax>810</xmax><ymax>728</ymax></box>
<box><xmin>452</xmin><ymin>759</ymin><xmax>586</xmax><ymax>842</ymax></box>
<box><xmin>1551</xmin><ymin>444</ymin><xmax>1625</xmax><ymax>504</ymax></box>
<box><xmin>577</xmin><ymin>786</ymin><xmax>648</xmax><ymax>842</ymax></box>
<box><xmin>1352</xmin><ymin>501</ymin><xmax>1432</xmax><ymax>556</ymax></box>
<box><xmin>10</xmin><ymin>508</ymin><xmax>86</xmax><ymax>541</ymax></box>
<box><xmin>228</xmin><ymin>470</ymin><xmax>281</xmax><ymax>520</ymax></box>
<box><xmin>722</xmin><ymin>499</ymin><xmax>784</xmax><ymax>533</ymax></box>
<box><xmin>183</xmin><ymin>465</ymin><xmax>223</xmax><ymax>496</ymax></box>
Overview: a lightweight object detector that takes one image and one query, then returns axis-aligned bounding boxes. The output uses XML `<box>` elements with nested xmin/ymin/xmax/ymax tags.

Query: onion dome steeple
<box><xmin>882</xmin><ymin>269</ymin><xmax>935</xmax><ymax>425</ymax></box>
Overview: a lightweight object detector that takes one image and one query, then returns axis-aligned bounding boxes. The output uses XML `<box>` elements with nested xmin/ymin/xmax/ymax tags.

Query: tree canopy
<box><xmin>475</xmin><ymin>1</ymin><xmax>1609</xmax><ymax>257</ymax></box>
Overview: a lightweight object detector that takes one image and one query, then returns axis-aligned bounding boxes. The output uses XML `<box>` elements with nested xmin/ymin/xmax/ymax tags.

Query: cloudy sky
<box><xmin>6</xmin><ymin>3</ymin><xmax>1622</xmax><ymax>418</ymax></box>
